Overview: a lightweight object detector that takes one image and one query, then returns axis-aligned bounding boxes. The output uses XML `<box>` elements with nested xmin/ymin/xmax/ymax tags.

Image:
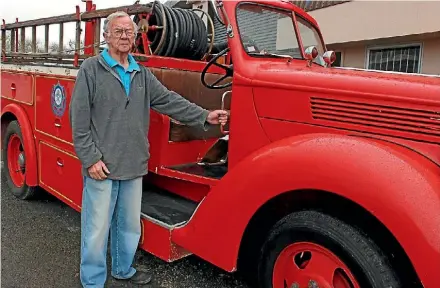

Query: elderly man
<box><xmin>69</xmin><ymin>11</ymin><xmax>228</xmax><ymax>287</ymax></box>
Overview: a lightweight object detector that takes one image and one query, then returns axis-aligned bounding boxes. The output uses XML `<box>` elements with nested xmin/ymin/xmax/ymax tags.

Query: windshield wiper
<box><xmin>248</xmin><ymin>51</ymin><xmax>293</xmax><ymax>61</ymax></box>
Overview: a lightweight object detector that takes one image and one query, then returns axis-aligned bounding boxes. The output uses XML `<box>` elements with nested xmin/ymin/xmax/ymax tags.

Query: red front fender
<box><xmin>2</xmin><ymin>103</ymin><xmax>38</xmax><ymax>186</ymax></box>
<box><xmin>173</xmin><ymin>133</ymin><xmax>440</xmax><ymax>286</ymax></box>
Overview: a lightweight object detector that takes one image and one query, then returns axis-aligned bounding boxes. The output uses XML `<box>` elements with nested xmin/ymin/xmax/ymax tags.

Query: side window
<box><xmin>236</xmin><ymin>4</ymin><xmax>302</xmax><ymax>59</ymax></box>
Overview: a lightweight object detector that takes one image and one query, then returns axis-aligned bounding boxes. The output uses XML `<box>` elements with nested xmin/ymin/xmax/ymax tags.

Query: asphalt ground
<box><xmin>1</xmin><ymin>167</ymin><xmax>250</xmax><ymax>288</ymax></box>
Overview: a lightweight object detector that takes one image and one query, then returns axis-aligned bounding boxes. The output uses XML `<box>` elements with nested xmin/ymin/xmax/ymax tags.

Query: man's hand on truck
<box><xmin>207</xmin><ymin>110</ymin><xmax>229</xmax><ymax>126</ymax></box>
<box><xmin>88</xmin><ymin>160</ymin><xmax>110</xmax><ymax>180</ymax></box>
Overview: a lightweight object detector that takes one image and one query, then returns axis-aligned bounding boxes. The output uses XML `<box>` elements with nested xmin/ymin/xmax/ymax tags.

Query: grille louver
<box><xmin>310</xmin><ymin>97</ymin><xmax>440</xmax><ymax>137</ymax></box>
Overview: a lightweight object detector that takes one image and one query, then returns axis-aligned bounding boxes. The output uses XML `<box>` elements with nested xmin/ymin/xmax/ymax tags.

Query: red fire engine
<box><xmin>1</xmin><ymin>0</ymin><xmax>439</xmax><ymax>287</ymax></box>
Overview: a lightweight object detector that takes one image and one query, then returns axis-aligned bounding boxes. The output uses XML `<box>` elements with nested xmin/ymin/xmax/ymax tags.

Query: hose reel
<box><xmin>133</xmin><ymin>1</ymin><xmax>215</xmax><ymax>60</ymax></box>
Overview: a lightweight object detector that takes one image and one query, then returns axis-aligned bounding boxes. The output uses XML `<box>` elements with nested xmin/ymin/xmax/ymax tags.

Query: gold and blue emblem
<box><xmin>51</xmin><ymin>82</ymin><xmax>66</xmax><ymax>117</ymax></box>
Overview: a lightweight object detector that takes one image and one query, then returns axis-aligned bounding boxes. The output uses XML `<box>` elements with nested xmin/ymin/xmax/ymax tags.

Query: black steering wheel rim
<box><xmin>201</xmin><ymin>47</ymin><xmax>233</xmax><ymax>89</ymax></box>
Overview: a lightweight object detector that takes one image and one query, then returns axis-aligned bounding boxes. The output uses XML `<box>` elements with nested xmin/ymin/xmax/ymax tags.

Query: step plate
<box><xmin>166</xmin><ymin>163</ymin><xmax>228</xmax><ymax>179</ymax></box>
<box><xmin>141</xmin><ymin>184</ymin><xmax>198</xmax><ymax>226</ymax></box>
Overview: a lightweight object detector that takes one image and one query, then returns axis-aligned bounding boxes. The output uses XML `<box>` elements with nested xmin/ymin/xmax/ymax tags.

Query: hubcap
<box><xmin>273</xmin><ymin>242</ymin><xmax>360</xmax><ymax>288</ymax></box>
<box><xmin>18</xmin><ymin>152</ymin><xmax>26</xmax><ymax>170</ymax></box>
<box><xmin>7</xmin><ymin>134</ymin><xmax>26</xmax><ymax>187</ymax></box>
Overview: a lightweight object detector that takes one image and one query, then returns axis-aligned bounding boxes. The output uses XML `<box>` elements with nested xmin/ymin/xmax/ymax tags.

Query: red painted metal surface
<box><xmin>273</xmin><ymin>242</ymin><xmax>360</xmax><ymax>288</ymax></box>
<box><xmin>35</xmin><ymin>76</ymin><xmax>76</xmax><ymax>144</ymax></box>
<box><xmin>84</xmin><ymin>0</ymin><xmax>95</xmax><ymax>56</ymax></box>
<box><xmin>158</xmin><ymin>167</ymin><xmax>219</xmax><ymax>187</ymax></box>
<box><xmin>147</xmin><ymin>111</ymin><xmax>216</xmax><ymax>169</ymax></box>
<box><xmin>1</xmin><ymin>0</ymin><xmax>440</xmax><ymax>286</ymax></box>
<box><xmin>227</xmin><ymin>85</ymin><xmax>271</xmax><ymax>167</ymax></box>
<box><xmin>138</xmin><ymin>217</ymin><xmax>191</xmax><ymax>262</ymax></box>
<box><xmin>39</xmin><ymin>141</ymin><xmax>83</xmax><ymax>210</ymax></box>
<box><xmin>146</xmin><ymin>173</ymin><xmax>210</xmax><ymax>202</ymax></box>
<box><xmin>259</xmin><ymin>118</ymin><xmax>440</xmax><ymax>167</ymax></box>
<box><xmin>1</xmin><ymin>102</ymin><xmax>38</xmax><ymax>186</ymax></box>
<box><xmin>1</xmin><ymin>71</ymin><xmax>34</xmax><ymax>104</ymax></box>
<box><xmin>172</xmin><ymin>134</ymin><xmax>440</xmax><ymax>285</ymax></box>
<box><xmin>250</xmin><ymin>61</ymin><xmax>440</xmax><ymax>144</ymax></box>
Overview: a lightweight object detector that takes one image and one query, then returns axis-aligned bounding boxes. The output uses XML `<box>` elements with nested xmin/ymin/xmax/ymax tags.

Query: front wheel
<box><xmin>258</xmin><ymin>210</ymin><xmax>401</xmax><ymax>288</ymax></box>
<box><xmin>2</xmin><ymin>120</ymin><xmax>38</xmax><ymax>200</ymax></box>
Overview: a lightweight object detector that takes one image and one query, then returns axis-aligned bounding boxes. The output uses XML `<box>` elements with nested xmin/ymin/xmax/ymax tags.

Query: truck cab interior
<box><xmin>147</xmin><ymin>62</ymin><xmax>231</xmax><ymax>177</ymax></box>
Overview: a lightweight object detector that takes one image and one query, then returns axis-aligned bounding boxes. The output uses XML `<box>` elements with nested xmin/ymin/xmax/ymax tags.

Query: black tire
<box><xmin>2</xmin><ymin>120</ymin><xmax>38</xmax><ymax>200</ymax></box>
<box><xmin>258</xmin><ymin>210</ymin><xmax>401</xmax><ymax>288</ymax></box>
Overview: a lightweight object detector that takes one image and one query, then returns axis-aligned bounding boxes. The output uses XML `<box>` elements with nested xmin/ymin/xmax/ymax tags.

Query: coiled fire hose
<box><xmin>133</xmin><ymin>1</ymin><xmax>215</xmax><ymax>60</ymax></box>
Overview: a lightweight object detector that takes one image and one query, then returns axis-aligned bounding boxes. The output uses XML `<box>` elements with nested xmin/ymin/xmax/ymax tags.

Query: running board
<box><xmin>139</xmin><ymin>183</ymin><xmax>199</xmax><ymax>262</ymax></box>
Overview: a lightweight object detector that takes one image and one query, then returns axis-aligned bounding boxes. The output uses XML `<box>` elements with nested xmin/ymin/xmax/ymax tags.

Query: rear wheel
<box><xmin>2</xmin><ymin>120</ymin><xmax>38</xmax><ymax>199</ymax></box>
<box><xmin>258</xmin><ymin>210</ymin><xmax>401</xmax><ymax>288</ymax></box>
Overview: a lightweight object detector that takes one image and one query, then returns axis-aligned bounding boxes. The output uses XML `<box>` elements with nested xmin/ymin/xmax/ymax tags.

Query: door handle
<box><xmin>56</xmin><ymin>158</ymin><xmax>64</xmax><ymax>167</ymax></box>
<box><xmin>54</xmin><ymin>119</ymin><xmax>61</xmax><ymax>128</ymax></box>
<box><xmin>10</xmin><ymin>83</ymin><xmax>17</xmax><ymax>98</ymax></box>
<box><xmin>220</xmin><ymin>90</ymin><xmax>231</xmax><ymax>135</ymax></box>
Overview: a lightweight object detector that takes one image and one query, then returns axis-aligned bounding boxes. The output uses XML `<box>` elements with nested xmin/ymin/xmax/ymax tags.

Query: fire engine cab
<box><xmin>1</xmin><ymin>0</ymin><xmax>439</xmax><ymax>287</ymax></box>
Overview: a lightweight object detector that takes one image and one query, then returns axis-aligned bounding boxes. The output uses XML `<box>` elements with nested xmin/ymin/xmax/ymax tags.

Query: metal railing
<box><xmin>1</xmin><ymin>1</ymin><xmax>153</xmax><ymax>66</ymax></box>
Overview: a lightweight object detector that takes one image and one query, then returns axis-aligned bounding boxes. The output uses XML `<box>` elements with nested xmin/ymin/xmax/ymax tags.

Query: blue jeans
<box><xmin>80</xmin><ymin>176</ymin><xmax>142</xmax><ymax>288</ymax></box>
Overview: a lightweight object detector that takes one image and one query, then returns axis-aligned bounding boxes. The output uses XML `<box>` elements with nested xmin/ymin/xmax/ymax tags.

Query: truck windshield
<box><xmin>236</xmin><ymin>3</ymin><xmax>326</xmax><ymax>66</ymax></box>
<box><xmin>295</xmin><ymin>16</ymin><xmax>326</xmax><ymax>66</ymax></box>
<box><xmin>236</xmin><ymin>3</ymin><xmax>302</xmax><ymax>59</ymax></box>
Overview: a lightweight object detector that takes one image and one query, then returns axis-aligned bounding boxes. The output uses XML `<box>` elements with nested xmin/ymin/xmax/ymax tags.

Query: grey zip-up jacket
<box><xmin>69</xmin><ymin>55</ymin><xmax>209</xmax><ymax>180</ymax></box>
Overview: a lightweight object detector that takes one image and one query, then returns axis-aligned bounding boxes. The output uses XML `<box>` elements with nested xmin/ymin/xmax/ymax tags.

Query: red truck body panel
<box><xmin>172</xmin><ymin>133</ymin><xmax>440</xmax><ymax>284</ymax></box>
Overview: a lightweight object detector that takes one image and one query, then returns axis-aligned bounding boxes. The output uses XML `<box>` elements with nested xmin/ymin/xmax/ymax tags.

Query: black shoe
<box><xmin>114</xmin><ymin>270</ymin><xmax>152</xmax><ymax>285</ymax></box>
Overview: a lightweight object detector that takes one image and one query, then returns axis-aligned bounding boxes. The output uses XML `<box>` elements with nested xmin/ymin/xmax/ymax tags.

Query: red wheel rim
<box><xmin>273</xmin><ymin>242</ymin><xmax>360</xmax><ymax>288</ymax></box>
<box><xmin>7</xmin><ymin>134</ymin><xmax>25</xmax><ymax>187</ymax></box>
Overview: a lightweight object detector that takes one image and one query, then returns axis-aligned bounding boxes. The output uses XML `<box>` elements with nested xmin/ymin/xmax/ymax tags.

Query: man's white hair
<box><xmin>103</xmin><ymin>11</ymin><xmax>138</xmax><ymax>35</ymax></box>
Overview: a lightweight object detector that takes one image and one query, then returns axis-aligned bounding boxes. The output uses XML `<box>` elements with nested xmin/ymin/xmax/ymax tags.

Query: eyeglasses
<box><xmin>111</xmin><ymin>28</ymin><xmax>135</xmax><ymax>37</ymax></box>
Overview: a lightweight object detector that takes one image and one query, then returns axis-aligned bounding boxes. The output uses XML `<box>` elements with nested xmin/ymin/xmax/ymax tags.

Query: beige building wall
<box><xmin>328</xmin><ymin>33</ymin><xmax>440</xmax><ymax>75</ymax></box>
<box><xmin>421</xmin><ymin>36</ymin><xmax>440</xmax><ymax>75</ymax></box>
<box><xmin>334</xmin><ymin>46</ymin><xmax>364</xmax><ymax>69</ymax></box>
<box><xmin>308</xmin><ymin>1</ymin><xmax>440</xmax><ymax>75</ymax></box>
<box><xmin>309</xmin><ymin>0</ymin><xmax>440</xmax><ymax>45</ymax></box>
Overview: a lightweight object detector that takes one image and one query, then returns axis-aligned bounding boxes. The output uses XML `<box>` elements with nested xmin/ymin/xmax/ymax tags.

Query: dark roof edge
<box><xmin>163</xmin><ymin>0</ymin><xmax>352</xmax><ymax>10</ymax></box>
<box><xmin>290</xmin><ymin>0</ymin><xmax>352</xmax><ymax>12</ymax></box>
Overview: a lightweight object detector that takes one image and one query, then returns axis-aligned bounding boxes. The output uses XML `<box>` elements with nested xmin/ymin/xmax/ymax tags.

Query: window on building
<box><xmin>332</xmin><ymin>51</ymin><xmax>343</xmax><ymax>67</ymax></box>
<box><xmin>367</xmin><ymin>44</ymin><xmax>422</xmax><ymax>73</ymax></box>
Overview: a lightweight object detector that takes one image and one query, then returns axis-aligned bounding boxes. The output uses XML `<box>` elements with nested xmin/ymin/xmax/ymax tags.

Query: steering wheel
<box><xmin>201</xmin><ymin>47</ymin><xmax>233</xmax><ymax>89</ymax></box>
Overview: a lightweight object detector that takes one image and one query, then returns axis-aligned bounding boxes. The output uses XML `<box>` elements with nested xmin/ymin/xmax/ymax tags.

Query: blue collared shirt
<box><xmin>101</xmin><ymin>48</ymin><xmax>140</xmax><ymax>96</ymax></box>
